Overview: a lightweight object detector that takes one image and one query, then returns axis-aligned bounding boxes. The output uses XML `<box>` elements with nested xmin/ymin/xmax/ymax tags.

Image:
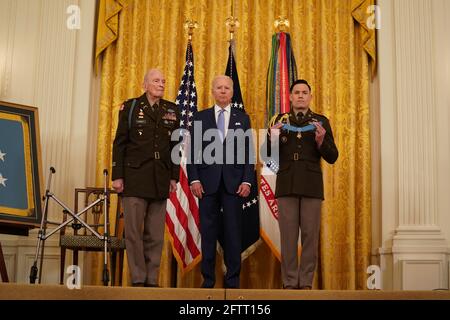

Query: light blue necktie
<box><xmin>217</xmin><ymin>109</ymin><xmax>225</xmax><ymax>141</ymax></box>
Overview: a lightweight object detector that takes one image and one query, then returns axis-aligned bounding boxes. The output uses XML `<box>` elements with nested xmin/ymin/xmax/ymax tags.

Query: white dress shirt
<box><xmin>190</xmin><ymin>104</ymin><xmax>251</xmax><ymax>188</ymax></box>
<box><xmin>214</xmin><ymin>104</ymin><xmax>231</xmax><ymax>137</ymax></box>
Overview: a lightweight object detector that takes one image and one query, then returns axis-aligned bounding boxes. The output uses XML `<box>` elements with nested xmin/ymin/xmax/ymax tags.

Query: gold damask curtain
<box><xmin>93</xmin><ymin>0</ymin><xmax>374</xmax><ymax>289</ymax></box>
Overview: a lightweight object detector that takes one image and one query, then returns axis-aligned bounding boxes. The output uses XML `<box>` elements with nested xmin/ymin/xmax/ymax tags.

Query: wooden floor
<box><xmin>0</xmin><ymin>283</ymin><xmax>449</xmax><ymax>300</ymax></box>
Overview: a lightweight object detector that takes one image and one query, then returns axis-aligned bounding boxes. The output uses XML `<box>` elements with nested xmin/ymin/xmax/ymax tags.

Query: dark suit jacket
<box><xmin>187</xmin><ymin>106</ymin><xmax>255</xmax><ymax>195</ymax></box>
<box><xmin>112</xmin><ymin>94</ymin><xmax>180</xmax><ymax>199</ymax></box>
<box><xmin>267</xmin><ymin>109</ymin><xmax>338</xmax><ymax>199</ymax></box>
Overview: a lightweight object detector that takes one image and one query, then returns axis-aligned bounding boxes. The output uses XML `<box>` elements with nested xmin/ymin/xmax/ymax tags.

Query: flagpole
<box><xmin>166</xmin><ymin>18</ymin><xmax>201</xmax><ymax>276</ymax></box>
<box><xmin>261</xmin><ymin>16</ymin><xmax>299</xmax><ymax>260</ymax></box>
<box><xmin>223</xmin><ymin>11</ymin><xmax>261</xmax><ymax>261</ymax></box>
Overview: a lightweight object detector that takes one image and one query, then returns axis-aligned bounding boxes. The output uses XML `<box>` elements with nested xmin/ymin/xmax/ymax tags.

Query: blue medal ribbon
<box><xmin>282</xmin><ymin>121</ymin><xmax>322</xmax><ymax>133</ymax></box>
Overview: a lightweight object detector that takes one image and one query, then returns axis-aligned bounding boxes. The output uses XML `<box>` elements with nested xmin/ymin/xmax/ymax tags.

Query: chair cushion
<box><xmin>60</xmin><ymin>235</ymin><xmax>125</xmax><ymax>251</ymax></box>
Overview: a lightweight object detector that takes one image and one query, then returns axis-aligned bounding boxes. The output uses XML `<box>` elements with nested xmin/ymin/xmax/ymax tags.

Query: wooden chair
<box><xmin>59</xmin><ymin>188</ymin><xmax>125</xmax><ymax>286</ymax></box>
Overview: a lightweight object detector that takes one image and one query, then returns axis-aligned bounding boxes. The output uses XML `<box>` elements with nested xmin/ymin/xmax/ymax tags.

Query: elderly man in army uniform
<box><xmin>112</xmin><ymin>69</ymin><xmax>180</xmax><ymax>287</ymax></box>
<box><xmin>268</xmin><ymin>79</ymin><xmax>338</xmax><ymax>290</ymax></box>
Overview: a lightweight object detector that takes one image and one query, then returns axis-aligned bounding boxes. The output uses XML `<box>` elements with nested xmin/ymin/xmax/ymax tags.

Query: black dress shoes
<box><xmin>299</xmin><ymin>286</ymin><xmax>312</xmax><ymax>290</ymax></box>
<box><xmin>201</xmin><ymin>282</ymin><xmax>214</xmax><ymax>288</ymax></box>
<box><xmin>132</xmin><ymin>283</ymin><xmax>145</xmax><ymax>287</ymax></box>
<box><xmin>132</xmin><ymin>283</ymin><xmax>160</xmax><ymax>287</ymax></box>
<box><xmin>282</xmin><ymin>284</ymin><xmax>298</xmax><ymax>289</ymax></box>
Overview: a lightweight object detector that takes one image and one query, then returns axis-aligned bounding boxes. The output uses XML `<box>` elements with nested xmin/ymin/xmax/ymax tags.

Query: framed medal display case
<box><xmin>0</xmin><ymin>101</ymin><xmax>43</xmax><ymax>236</ymax></box>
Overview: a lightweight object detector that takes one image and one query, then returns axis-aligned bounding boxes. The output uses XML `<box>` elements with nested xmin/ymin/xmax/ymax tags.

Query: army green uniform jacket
<box><xmin>112</xmin><ymin>94</ymin><xmax>180</xmax><ymax>199</ymax></box>
<box><xmin>268</xmin><ymin>109</ymin><xmax>338</xmax><ymax>199</ymax></box>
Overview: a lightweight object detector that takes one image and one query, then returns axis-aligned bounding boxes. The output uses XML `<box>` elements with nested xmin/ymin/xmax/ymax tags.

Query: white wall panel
<box><xmin>0</xmin><ymin>0</ymin><xmax>98</xmax><ymax>284</ymax></box>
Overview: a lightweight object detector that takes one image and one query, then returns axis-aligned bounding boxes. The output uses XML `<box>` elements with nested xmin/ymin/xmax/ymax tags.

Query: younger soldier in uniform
<box><xmin>267</xmin><ymin>79</ymin><xmax>338</xmax><ymax>290</ymax></box>
<box><xmin>112</xmin><ymin>69</ymin><xmax>180</xmax><ymax>287</ymax></box>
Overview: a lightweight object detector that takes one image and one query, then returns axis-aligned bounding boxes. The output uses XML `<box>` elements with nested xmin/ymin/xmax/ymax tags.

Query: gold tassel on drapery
<box><xmin>93</xmin><ymin>0</ymin><xmax>375</xmax><ymax>290</ymax></box>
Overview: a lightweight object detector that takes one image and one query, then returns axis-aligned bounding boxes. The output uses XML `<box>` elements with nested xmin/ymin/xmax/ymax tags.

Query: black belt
<box><xmin>289</xmin><ymin>154</ymin><xmax>320</xmax><ymax>162</ymax></box>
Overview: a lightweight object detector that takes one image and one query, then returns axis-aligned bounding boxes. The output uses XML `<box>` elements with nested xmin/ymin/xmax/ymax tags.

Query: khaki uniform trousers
<box><xmin>123</xmin><ymin>197</ymin><xmax>166</xmax><ymax>285</ymax></box>
<box><xmin>277</xmin><ymin>196</ymin><xmax>322</xmax><ymax>289</ymax></box>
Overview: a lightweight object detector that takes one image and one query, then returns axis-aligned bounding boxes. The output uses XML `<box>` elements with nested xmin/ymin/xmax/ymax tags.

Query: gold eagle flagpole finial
<box><xmin>184</xmin><ymin>19</ymin><xmax>198</xmax><ymax>41</ymax></box>
<box><xmin>274</xmin><ymin>16</ymin><xmax>290</xmax><ymax>32</ymax></box>
<box><xmin>225</xmin><ymin>16</ymin><xmax>239</xmax><ymax>41</ymax></box>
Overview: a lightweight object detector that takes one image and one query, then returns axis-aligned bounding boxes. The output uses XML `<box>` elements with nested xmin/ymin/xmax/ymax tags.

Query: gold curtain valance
<box><xmin>95</xmin><ymin>0</ymin><xmax>125</xmax><ymax>72</ymax></box>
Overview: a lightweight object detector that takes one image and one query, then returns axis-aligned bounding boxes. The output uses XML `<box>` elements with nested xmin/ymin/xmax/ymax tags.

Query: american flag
<box><xmin>166</xmin><ymin>41</ymin><xmax>201</xmax><ymax>272</ymax></box>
